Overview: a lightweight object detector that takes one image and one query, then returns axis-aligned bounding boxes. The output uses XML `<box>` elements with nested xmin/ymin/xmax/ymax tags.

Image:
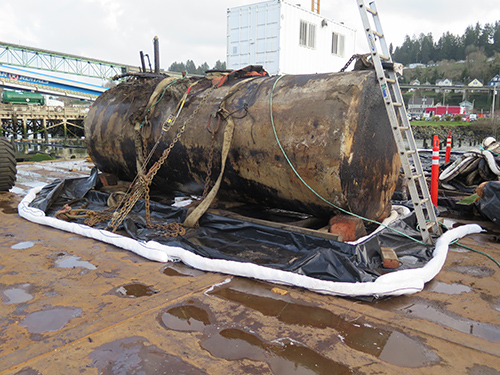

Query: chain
<box><xmin>144</xmin><ymin>183</ymin><xmax>186</xmax><ymax>237</ymax></box>
<box><xmin>202</xmin><ymin>112</ymin><xmax>222</xmax><ymax>198</ymax></box>
<box><xmin>340</xmin><ymin>54</ymin><xmax>358</xmax><ymax>72</ymax></box>
<box><xmin>107</xmin><ymin>84</ymin><xmax>216</xmax><ymax>234</ymax></box>
<box><xmin>203</xmin><ymin>132</ymin><xmax>216</xmax><ymax>199</ymax></box>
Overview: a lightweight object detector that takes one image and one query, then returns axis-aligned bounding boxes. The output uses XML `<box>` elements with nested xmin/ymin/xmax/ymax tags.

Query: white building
<box><xmin>226</xmin><ymin>0</ymin><xmax>356</xmax><ymax>75</ymax></box>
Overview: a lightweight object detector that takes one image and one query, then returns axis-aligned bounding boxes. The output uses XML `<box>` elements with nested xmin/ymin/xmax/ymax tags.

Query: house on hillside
<box><xmin>454</xmin><ymin>82</ymin><xmax>465</xmax><ymax>94</ymax></box>
<box><xmin>459</xmin><ymin>100</ymin><xmax>474</xmax><ymax>114</ymax></box>
<box><xmin>435</xmin><ymin>78</ymin><xmax>452</xmax><ymax>93</ymax></box>
<box><xmin>408</xmin><ymin>96</ymin><xmax>434</xmax><ymax>117</ymax></box>
<box><xmin>468</xmin><ymin>78</ymin><xmax>483</xmax><ymax>87</ymax></box>
<box><xmin>488</xmin><ymin>74</ymin><xmax>500</xmax><ymax>87</ymax></box>
<box><xmin>226</xmin><ymin>0</ymin><xmax>356</xmax><ymax>75</ymax></box>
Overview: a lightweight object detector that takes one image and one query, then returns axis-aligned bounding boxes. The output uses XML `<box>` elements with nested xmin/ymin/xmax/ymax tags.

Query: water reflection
<box><xmin>13</xmin><ymin>138</ymin><xmax>87</xmax><ymax>161</ymax></box>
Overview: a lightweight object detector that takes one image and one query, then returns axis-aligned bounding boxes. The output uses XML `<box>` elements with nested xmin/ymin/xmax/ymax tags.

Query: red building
<box><xmin>425</xmin><ymin>106</ymin><xmax>465</xmax><ymax>117</ymax></box>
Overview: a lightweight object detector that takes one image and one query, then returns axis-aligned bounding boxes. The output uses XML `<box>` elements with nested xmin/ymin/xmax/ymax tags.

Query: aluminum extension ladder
<box><xmin>356</xmin><ymin>0</ymin><xmax>441</xmax><ymax>244</ymax></box>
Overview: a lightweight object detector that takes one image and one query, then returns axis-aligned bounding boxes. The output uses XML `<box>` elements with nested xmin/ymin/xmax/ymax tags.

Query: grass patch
<box><xmin>410</xmin><ymin>120</ymin><xmax>472</xmax><ymax>126</ymax></box>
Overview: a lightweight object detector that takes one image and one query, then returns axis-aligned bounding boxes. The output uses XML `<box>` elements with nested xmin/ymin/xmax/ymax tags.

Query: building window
<box><xmin>332</xmin><ymin>32</ymin><xmax>345</xmax><ymax>56</ymax></box>
<box><xmin>299</xmin><ymin>20</ymin><xmax>316</xmax><ymax>48</ymax></box>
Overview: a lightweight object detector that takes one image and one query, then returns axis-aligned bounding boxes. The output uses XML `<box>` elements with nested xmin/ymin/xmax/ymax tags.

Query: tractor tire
<box><xmin>0</xmin><ymin>137</ymin><xmax>17</xmax><ymax>191</ymax></box>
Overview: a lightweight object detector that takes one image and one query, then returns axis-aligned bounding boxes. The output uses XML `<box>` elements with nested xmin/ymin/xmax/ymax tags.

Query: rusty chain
<box><xmin>107</xmin><ymin>84</ymin><xmax>217</xmax><ymax>235</ymax></box>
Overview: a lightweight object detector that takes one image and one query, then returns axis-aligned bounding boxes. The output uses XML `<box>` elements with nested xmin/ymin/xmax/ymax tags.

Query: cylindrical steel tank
<box><xmin>85</xmin><ymin>70</ymin><xmax>400</xmax><ymax>221</ymax></box>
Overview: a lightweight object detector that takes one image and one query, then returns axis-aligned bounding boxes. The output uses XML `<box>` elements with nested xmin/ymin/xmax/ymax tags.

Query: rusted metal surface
<box><xmin>85</xmin><ymin>71</ymin><xmax>400</xmax><ymax>221</ymax></box>
<box><xmin>2</xmin><ymin>165</ymin><xmax>500</xmax><ymax>373</ymax></box>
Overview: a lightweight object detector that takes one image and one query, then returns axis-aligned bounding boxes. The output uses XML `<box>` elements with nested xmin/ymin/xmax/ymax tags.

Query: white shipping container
<box><xmin>227</xmin><ymin>0</ymin><xmax>356</xmax><ymax>75</ymax></box>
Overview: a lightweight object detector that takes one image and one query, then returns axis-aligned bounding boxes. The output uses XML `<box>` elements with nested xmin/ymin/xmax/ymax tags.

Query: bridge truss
<box><xmin>0</xmin><ymin>41</ymin><xmax>137</xmax><ymax>80</ymax></box>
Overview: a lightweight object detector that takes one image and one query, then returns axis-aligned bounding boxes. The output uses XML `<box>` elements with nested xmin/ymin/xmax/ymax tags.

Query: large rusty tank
<box><xmin>84</xmin><ymin>69</ymin><xmax>400</xmax><ymax>221</ymax></box>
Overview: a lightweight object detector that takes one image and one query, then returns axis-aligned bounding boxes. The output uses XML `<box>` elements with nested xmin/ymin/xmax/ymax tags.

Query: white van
<box><xmin>43</xmin><ymin>95</ymin><xmax>65</xmax><ymax>111</ymax></box>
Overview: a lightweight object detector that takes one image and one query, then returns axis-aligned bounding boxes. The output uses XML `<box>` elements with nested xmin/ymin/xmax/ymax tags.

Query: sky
<box><xmin>0</xmin><ymin>0</ymin><xmax>499</xmax><ymax>77</ymax></box>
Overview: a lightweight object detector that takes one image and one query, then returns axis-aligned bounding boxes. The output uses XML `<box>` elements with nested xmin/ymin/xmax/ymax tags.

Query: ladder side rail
<box><xmin>387</xmin><ymin>70</ymin><xmax>441</xmax><ymax>235</ymax></box>
<box><xmin>357</xmin><ymin>0</ymin><xmax>441</xmax><ymax>242</ymax></box>
<box><xmin>368</xmin><ymin>2</ymin><xmax>391</xmax><ymax>59</ymax></box>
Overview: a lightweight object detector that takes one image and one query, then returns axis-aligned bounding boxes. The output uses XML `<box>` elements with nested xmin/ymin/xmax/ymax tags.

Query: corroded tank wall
<box><xmin>84</xmin><ymin>71</ymin><xmax>400</xmax><ymax>221</ymax></box>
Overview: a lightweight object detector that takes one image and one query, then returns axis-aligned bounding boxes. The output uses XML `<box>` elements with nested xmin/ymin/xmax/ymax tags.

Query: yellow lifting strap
<box><xmin>133</xmin><ymin>76</ymin><xmax>180</xmax><ymax>175</ymax></box>
<box><xmin>183</xmin><ymin>111</ymin><xmax>235</xmax><ymax>228</ymax></box>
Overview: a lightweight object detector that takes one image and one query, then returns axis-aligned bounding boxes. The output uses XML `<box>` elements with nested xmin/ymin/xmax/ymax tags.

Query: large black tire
<box><xmin>0</xmin><ymin>137</ymin><xmax>17</xmax><ymax>191</ymax></box>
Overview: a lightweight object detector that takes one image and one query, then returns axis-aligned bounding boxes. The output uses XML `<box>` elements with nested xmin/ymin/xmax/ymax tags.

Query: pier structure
<box><xmin>0</xmin><ymin>104</ymin><xmax>87</xmax><ymax>140</ymax></box>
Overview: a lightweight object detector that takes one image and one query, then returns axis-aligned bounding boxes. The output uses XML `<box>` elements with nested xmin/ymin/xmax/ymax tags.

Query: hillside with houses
<box><xmin>394</xmin><ymin>22</ymin><xmax>500</xmax><ymax>118</ymax></box>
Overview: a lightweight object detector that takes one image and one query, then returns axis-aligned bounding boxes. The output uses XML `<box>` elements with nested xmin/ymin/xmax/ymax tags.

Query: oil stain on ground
<box><xmin>88</xmin><ymin>336</ymin><xmax>208</xmax><ymax>374</ymax></box>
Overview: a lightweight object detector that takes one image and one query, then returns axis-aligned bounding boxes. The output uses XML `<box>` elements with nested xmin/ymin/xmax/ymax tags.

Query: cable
<box><xmin>269</xmin><ymin>74</ymin><xmax>429</xmax><ymax>246</ymax></box>
<box><xmin>456</xmin><ymin>241</ymin><xmax>500</xmax><ymax>268</ymax></box>
<box><xmin>439</xmin><ymin>222</ymin><xmax>500</xmax><ymax>269</ymax></box>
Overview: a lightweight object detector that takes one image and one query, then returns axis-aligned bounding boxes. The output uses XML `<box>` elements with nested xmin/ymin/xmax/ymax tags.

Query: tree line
<box><xmin>168</xmin><ymin>60</ymin><xmax>227</xmax><ymax>75</ymax></box>
<box><xmin>392</xmin><ymin>21</ymin><xmax>500</xmax><ymax>65</ymax></box>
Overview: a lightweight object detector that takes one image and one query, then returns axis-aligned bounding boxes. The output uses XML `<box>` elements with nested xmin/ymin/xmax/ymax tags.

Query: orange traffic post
<box><xmin>445</xmin><ymin>129</ymin><xmax>452</xmax><ymax>163</ymax></box>
<box><xmin>431</xmin><ymin>135</ymin><xmax>440</xmax><ymax>206</ymax></box>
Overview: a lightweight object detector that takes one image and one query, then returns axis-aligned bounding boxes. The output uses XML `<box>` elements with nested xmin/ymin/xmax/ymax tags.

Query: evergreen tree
<box><xmin>213</xmin><ymin>60</ymin><xmax>227</xmax><ymax>70</ymax></box>
<box><xmin>168</xmin><ymin>61</ymin><xmax>186</xmax><ymax>73</ymax></box>
<box><xmin>185</xmin><ymin>60</ymin><xmax>197</xmax><ymax>74</ymax></box>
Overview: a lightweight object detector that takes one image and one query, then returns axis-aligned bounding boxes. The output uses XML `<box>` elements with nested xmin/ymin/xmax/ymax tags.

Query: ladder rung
<box><xmin>393</xmin><ymin>102</ymin><xmax>403</xmax><ymax>107</ymax></box>
<box><xmin>366</xmin><ymin>6</ymin><xmax>377</xmax><ymax>15</ymax></box>
<box><xmin>419</xmin><ymin>197</ymin><xmax>430</xmax><ymax>204</ymax></box>
<box><xmin>380</xmin><ymin>54</ymin><xmax>390</xmax><ymax>61</ymax></box>
<box><xmin>426</xmin><ymin>221</ymin><xmax>439</xmax><ymax>230</ymax></box>
<box><xmin>373</xmin><ymin>31</ymin><xmax>383</xmax><ymax>38</ymax></box>
<box><xmin>398</xmin><ymin>126</ymin><xmax>409</xmax><ymax>131</ymax></box>
<box><xmin>386</xmin><ymin>78</ymin><xmax>396</xmax><ymax>84</ymax></box>
<box><xmin>410</xmin><ymin>174</ymin><xmax>423</xmax><ymax>180</ymax></box>
<box><xmin>406</xmin><ymin>150</ymin><xmax>417</xmax><ymax>156</ymax></box>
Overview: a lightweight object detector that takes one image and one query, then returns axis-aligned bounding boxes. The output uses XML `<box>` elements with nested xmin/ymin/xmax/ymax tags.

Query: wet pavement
<box><xmin>1</xmin><ymin>160</ymin><xmax>500</xmax><ymax>374</ymax></box>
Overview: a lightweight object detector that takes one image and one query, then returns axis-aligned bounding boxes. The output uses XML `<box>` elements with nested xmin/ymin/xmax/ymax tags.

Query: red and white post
<box><xmin>431</xmin><ymin>135</ymin><xmax>440</xmax><ymax>206</ymax></box>
<box><xmin>445</xmin><ymin>129</ymin><xmax>452</xmax><ymax>163</ymax></box>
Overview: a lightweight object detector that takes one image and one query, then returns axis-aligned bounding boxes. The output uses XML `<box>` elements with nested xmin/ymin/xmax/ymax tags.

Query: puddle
<box><xmin>202</xmin><ymin>327</ymin><xmax>353</xmax><ymax>375</ymax></box>
<box><xmin>11</xmin><ymin>241</ymin><xmax>36</xmax><ymax>250</ymax></box>
<box><xmin>1</xmin><ymin>284</ymin><xmax>34</xmax><ymax>304</ymax></box>
<box><xmin>89</xmin><ymin>336</ymin><xmax>207</xmax><ymax>375</ymax></box>
<box><xmin>467</xmin><ymin>364</ymin><xmax>500</xmax><ymax>375</ymax></box>
<box><xmin>0</xmin><ymin>200</ymin><xmax>17</xmax><ymax>214</ymax></box>
<box><xmin>162</xmin><ymin>264</ymin><xmax>206</xmax><ymax>277</ymax></box>
<box><xmin>13</xmin><ymin>368</ymin><xmax>42</xmax><ymax>375</ymax></box>
<box><xmin>159</xmin><ymin>303</ymin><xmax>213</xmax><ymax>332</ymax></box>
<box><xmin>446</xmin><ymin>265</ymin><xmax>495</xmax><ymax>278</ymax></box>
<box><xmin>55</xmin><ymin>255</ymin><xmax>97</xmax><ymax>270</ymax></box>
<box><xmin>96</xmin><ymin>270</ymin><xmax>119</xmax><ymax>279</ymax></box>
<box><xmin>395</xmin><ymin>299</ymin><xmax>500</xmax><ymax>342</ymax></box>
<box><xmin>425</xmin><ymin>280</ymin><xmax>472</xmax><ymax>295</ymax></box>
<box><xmin>20</xmin><ymin>306</ymin><xmax>82</xmax><ymax>334</ymax></box>
<box><xmin>112</xmin><ymin>283</ymin><xmax>158</xmax><ymax>298</ymax></box>
<box><xmin>208</xmin><ymin>280</ymin><xmax>439</xmax><ymax>367</ymax></box>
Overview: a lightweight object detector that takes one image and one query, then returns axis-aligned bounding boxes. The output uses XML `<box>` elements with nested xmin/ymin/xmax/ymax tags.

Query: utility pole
<box><xmin>493</xmin><ymin>87</ymin><xmax>498</xmax><ymax>138</ymax></box>
<box><xmin>311</xmin><ymin>0</ymin><xmax>320</xmax><ymax>14</ymax></box>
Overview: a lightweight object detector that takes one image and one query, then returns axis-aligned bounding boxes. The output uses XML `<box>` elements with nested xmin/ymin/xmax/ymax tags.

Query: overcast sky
<box><xmin>0</xmin><ymin>0</ymin><xmax>499</xmax><ymax>74</ymax></box>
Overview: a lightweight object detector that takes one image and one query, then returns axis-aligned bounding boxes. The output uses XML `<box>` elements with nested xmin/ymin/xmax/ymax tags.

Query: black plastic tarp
<box><xmin>29</xmin><ymin>169</ymin><xmax>434</xmax><ymax>284</ymax></box>
<box><xmin>475</xmin><ymin>181</ymin><xmax>500</xmax><ymax>225</ymax></box>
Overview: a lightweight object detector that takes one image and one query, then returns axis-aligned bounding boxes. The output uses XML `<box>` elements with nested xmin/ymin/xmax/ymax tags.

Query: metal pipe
<box><xmin>153</xmin><ymin>36</ymin><xmax>160</xmax><ymax>74</ymax></box>
<box><xmin>139</xmin><ymin>51</ymin><xmax>146</xmax><ymax>73</ymax></box>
